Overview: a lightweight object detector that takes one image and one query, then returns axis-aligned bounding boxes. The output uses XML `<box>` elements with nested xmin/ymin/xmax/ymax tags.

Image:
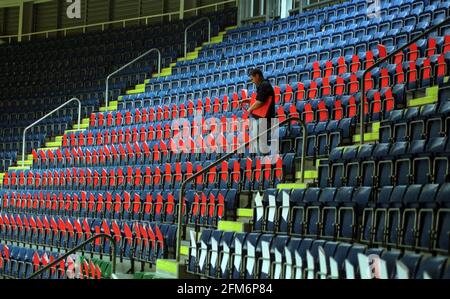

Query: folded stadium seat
<box><xmin>425</xmin><ymin>137</ymin><xmax>448</xmax><ymax>183</ymax></box>
<box><xmin>291</xmin><ymin>188</ymin><xmax>320</xmax><ymax>237</ymax></box>
<box><xmin>230</xmin><ymin>232</ymin><xmax>250</xmax><ymax>279</ymax></box>
<box><xmin>350</xmin><ymin>144</ymin><xmax>371</xmax><ymax>186</ymax></box>
<box><xmin>246</xmin><ymin>233</ymin><xmax>273</xmax><ymax>279</ymax></box>
<box><xmin>434</xmin><ymin>182</ymin><xmax>450</xmax><ymax>254</ymax></box>
<box><xmin>380</xmin><ymin>249</ymin><xmax>403</xmax><ymax>279</ymax></box>
<box><xmin>362</xmin><ymin>186</ymin><xmax>392</xmax><ymax>246</ymax></box>
<box><xmin>343</xmin><ymin>145</ymin><xmax>361</xmax><ymax>187</ymax></box>
<box><xmin>204</xmin><ymin>230</ymin><xmax>231</xmax><ymax>278</ymax></box>
<box><xmin>398</xmin><ymin>184</ymin><xmax>435</xmax><ymax>250</ymax></box>
<box><xmin>285</xmin><ymin>237</ymin><xmax>314</xmax><ymax>279</ymax></box>
<box><xmin>320</xmin><ymin>187</ymin><xmax>348</xmax><ymax>240</ymax></box>
<box><xmin>341</xmin><ymin>244</ymin><xmax>366</xmax><ymax>279</ymax></box>
<box><xmin>371</xmin><ymin>143</ymin><xmax>393</xmax><ymax>187</ymax></box>
<box><xmin>442</xmin><ymin>258</ymin><xmax>450</xmax><ymax>279</ymax></box>
<box><xmin>396</xmin><ymin>252</ymin><xmax>423</xmax><ymax>279</ymax></box>
<box><xmin>382</xmin><ymin>185</ymin><xmax>408</xmax><ymax>248</ymax></box>
<box><xmin>305</xmin><ymin>187</ymin><xmax>336</xmax><ymax>238</ymax></box>
<box><xmin>317</xmin><ymin>147</ymin><xmax>337</xmax><ymax>188</ymax></box>
<box><xmin>189</xmin><ymin>229</ymin><xmax>213</xmax><ymax>275</ymax></box>
<box><xmin>294</xmin><ymin>123</ymin><xmax>316</xmax><ymax>158</ymax></box>
<box><xmin>414</xmin><ymin>255</ymin><xmax>448</xmax><ymax>279</ymax></box>
<box><xmin>196</xmin><ymin>229</ymin><xmax>222</xmax><ymax>277</ymax></box>
<box><xmin>393</xmin><ymin>141</ymin><xmax>413</xmax><ymax>186</ymax></box>
<box><xmin>303</xmin><ymin>239</ymin><xmax>328</xmax><ymax>279</ymax></box>
<box><xmin>257</xmin><ymin>236</ymin><xmax>289</xmax><ymax>279</ymax></box>
<box><xmin>264</xmin><ymin>189</ymin><xmax>280</xmax><ymax>233</ymax></box>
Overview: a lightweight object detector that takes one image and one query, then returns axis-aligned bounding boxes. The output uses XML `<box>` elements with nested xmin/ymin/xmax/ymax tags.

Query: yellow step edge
<box><xmin>7</xmin><ymin>166</ymin><xmax>30</xmax><ymax>170</ymax></box>
<box><xmin>237</xmin><ymin>208</ymin><xmax>254</xmax><ymax>218</ymax></box>
<box><xmin>99</xmin><ymin>106</ymin><xmax>118</xmax><ymax>112</ymax></box>
<box><xmin>55</xmin><ymin>136</ymin><xmax>63</xmax><ymax>142</ymax></box>
<box><xmin>45</xmin><ymin>141</ymin><xmax>62</xmax><ymax>148</ymax></box>
<box><xmin>81</xmin><ymin>118</ymin><xmax>90</xmax><ymax>125</ymax></box>
<box><xmin>126</xmin><ymin>89</ymin><xmax>145</xmax><ymax>95</ymax></box>
<box><xmin>353</xmin><ymin>132</ymin><xmax>379</xmax><ymax>143</ymax></box>
<box><xmin>64</xmin><ymin>129</ymin><xmax>85</xmax><ymax>133</ymax></box>
<box><xmin>277</xmin><ymin>183</ymin><xmax>307</xmax><ymax>190</ymax></box>
<box><xmin>296</xmin><ymin>170</ymin><xmax>318</xmax><ymax>180</ymax></box>
<box><xmin>37</xmin><ymin>147</ymin><xmax>59</xmax><ymax>151</ymax></box>
<box><xmin>73</xmin><ymin>124</ymin><xmax>89</xmax><ymax>129</ymax></box>
<box><xmin>217</xmin><ymin>220</ymin><xmax>244</xmax><ymax>232</ymax></box>
<box><xmin>408</xmin><ymin>96</ymin><xmax>437</xmax><ymax>107</ymax></box>
<box><xmin>225</xmin><ymin>25</ymin><xmax>237</xmax><ymax>30</ymax></box>
<box><xmin>426</xmin><ymin>86</ymin><xmax>439</xmax><ymax>97</ymax></box>
<box><xmin>180</xmin><ymin>245</ymin><xmax>189</xmax><ymax>256</ymax></box>
<box><xmin>372</xmin><ymin>121</ymin><xmax>381</xmax><ymax>132</ymax></box>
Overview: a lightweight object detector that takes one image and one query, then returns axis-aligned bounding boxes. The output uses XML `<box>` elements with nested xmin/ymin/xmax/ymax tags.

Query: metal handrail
<box><xmin>359</xmin><ymin>17</ymin><xmax>450</xmax><ymax>144</ymax></box>
<box><xmin>21</xmin><ymin>97</ymin><xmax>81</xmax><ymax>167</ymax></box>
<box><xmin>184</xmin><ymin>17</ymin><xmax>211</xmax><ymax>58</ymax></box>
<box><xmin>27</xmin><ymin>233</ymin><xmax>117</xmax><ymax>279</ymax></box>
<box><xmin>105</xmin><ymin>48</ymin><xmax>161</xmax><ymax>109</ymax></box>
<box><xmin>0</xmin><ymin>0</ymin><xmax>237</xmax><ymax>43</ymax></box>
<box><xmin>175</xmin><ymin>116</ymin><xmax>307</xmax><ymax>262</ymax></box>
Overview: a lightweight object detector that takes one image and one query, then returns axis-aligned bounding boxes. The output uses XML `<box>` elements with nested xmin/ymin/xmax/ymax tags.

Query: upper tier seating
<box><xmin>1</xmin><ymin>0</ymin><xmax>449</xmax><ymax>279</ymax></box>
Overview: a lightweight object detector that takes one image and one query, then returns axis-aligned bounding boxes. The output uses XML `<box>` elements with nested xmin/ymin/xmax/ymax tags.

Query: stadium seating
<box><xmin>0</xmin><ymin>8</ymin><xmax>237</xmax><ymax>169</ymax></box>
<box><xmin>0</xmin><ymin>0</ymin><xmax>449</xmax><ymax>279</ymax></box>
<box><xmin>187</xmin><ymin>229</ymin><xmax>450</xmax><ymax>279</ymax></box>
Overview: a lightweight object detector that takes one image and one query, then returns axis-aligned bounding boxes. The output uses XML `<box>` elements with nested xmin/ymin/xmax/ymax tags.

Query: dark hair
<box><xmin>249</xmin><ymin>68</ymin><xmax>264</xmax><ymax>78</ymax></box>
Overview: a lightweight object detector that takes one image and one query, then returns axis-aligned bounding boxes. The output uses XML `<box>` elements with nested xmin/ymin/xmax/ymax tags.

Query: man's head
<box><xmin>249</xmin><ymin>68</ymin><xmax>264</xmax><ymax>85</ymax></box>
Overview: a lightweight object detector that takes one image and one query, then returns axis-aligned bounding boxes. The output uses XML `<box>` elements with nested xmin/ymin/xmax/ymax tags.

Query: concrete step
<box><xmin>296</xmin><ymin>170</ymin><xmax>318</xmax><ymax>180</ymax></box>
<box><xmin>408</xmin><ymin>86</ymin><xmax>439</xmax><ymax>107</ymax></box>
<box><xmin>72</xmin><ymin>123</ymin><xmax>89</xmax><ymax>130</ymax></box>
<box><xmin>64</xmin><ymin>128</ymin><xmax>85</xmax><ymax>133</ymax></box>
<box><xmin>353</xmin><ymin>121</ymin><xmax>380</xmax><ymax>143</ymax></box>
<box><xmin>7</xmin><ymin>166</ymin><xmax>30</xmax><ymax>171</ymax></box>
<box><xmin>125</xmin><ymin>88</ymin><xmax>145</xmax><ymax>95</ymax></box>
<box><xmin>45</xmin><ymin>141</ymin><xmax>62</xmax><ymax>148</ymax></box>
<box><xmin>277</xmin><ymin>183</ymin><xmax>307</xmax><ymax>190</ymax></box>
<box><xmin>237</xmin><ymin>208</ymin><xmax>253</xmax><ymax>218</ymax></box>
<box><xmin>154</xmin><ymin>259</ymin><xmax>195</xmax><ymax>279</ymax></box>
<box><xmin>353</xmin><ymin>131</ymin><xmax>379</xmax><ymax>143</ymax></box>
<box><xmin>217</xmin><ymin>220</ymin><xmax>247</xmax><ymax>232</ymax></box>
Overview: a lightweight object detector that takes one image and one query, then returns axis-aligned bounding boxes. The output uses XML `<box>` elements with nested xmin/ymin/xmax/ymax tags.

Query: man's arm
<box><xmin>247</xmin><ymin>100</ymin><xmax>264</xmax><ymax>114</ymax></box>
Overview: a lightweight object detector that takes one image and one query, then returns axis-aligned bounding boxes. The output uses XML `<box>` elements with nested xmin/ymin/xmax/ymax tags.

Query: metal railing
<box><xmin>28</xmin><ymin>233</ymin><xmax>117</xmax><ymax>279</ymax></box>
<box><xmin>175</xmin><ymin>116</ymin><xmax>307</xmax><ymax>262</ymax></box>
<box><xmin>184</xmin><ymin>17</ymin><xmax>211</xmax><ymax>58</ymax></box>
<box><xmin>105</xmin><ymin>48</ymin><xmax>161</xmax><ymax>109</ymax></box>
<box><xmin>359</xmin><ymin>17</ymin><xmax>450</xmax><ymax>144</ymax></box>
<box><xmin>21</xmin><ymin>98</ymin><xmax>81</xmax><ymax>167</ymax></box>
<box><xmin>0</xmin><ymin>0</ymin><xmax>237</xmax><ymax>44</ymax></box>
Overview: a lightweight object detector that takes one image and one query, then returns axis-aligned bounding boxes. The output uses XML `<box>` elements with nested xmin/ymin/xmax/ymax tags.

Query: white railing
<box><xmin>21</xmin><ymin>98</ymin><xmax>81</xmax><ymax>167</ymax></box>
<box><xmin>0</xmin><ymin>0</ymin><xmax>237</xmax><ymax>44</ymax></box>
<box><xmin>184</xmin><ymin>16</ymin><xmax>211</xmax><ymax>58</ymax></box>
<box><xmin>105</xmin><ymin>48</ymin><xmax>161</xmax><ymax>109</ymax></box>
